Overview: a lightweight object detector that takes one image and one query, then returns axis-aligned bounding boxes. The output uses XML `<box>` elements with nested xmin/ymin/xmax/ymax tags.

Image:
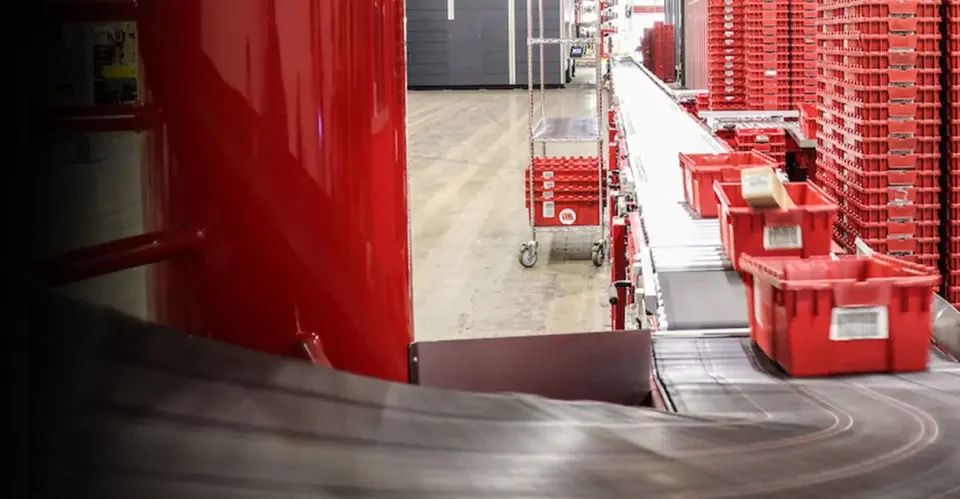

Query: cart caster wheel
<box><xmin>591</xmin><ymin>242</ymin><xmax>605</xmax><ymax>267</ymax></box>
<box><xmin>519</xmin><ymin>244</ymin><xmax>539</xmax><ymax>268</ymax></box>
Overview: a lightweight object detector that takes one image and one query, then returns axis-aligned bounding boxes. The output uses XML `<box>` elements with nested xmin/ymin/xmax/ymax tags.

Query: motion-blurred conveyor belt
<box><xmin>31</xmin><ymin>288</ymin><xmax>960</xmax><ymax>498</ymax></box>
<box><xmin>612</xmin><ymin>59</ymin><xmax>748</xmax><ymax>331</ymax></box>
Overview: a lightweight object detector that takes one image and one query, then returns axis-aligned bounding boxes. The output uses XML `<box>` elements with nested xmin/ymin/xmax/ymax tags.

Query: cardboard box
<box><xmin>740</xmin><ymin>166</ymin><xmax>795</xmax><ymax>209</ymax></box>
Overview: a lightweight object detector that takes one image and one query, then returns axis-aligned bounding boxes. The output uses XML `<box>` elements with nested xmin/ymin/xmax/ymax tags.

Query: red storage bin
<box><xmin>798</xmin><ymin>103</ymin><xmax>817</xmax><ymax>139</ymax></box>
<box><xmin>716</xmin><ymin>181</ymin><xmax>839</xmax><ymax>271</ymax></box>
<box><xmin>525</xmin><ymin>195</ymin><xmax>600</xmax><ymax>227</ymax></box>
<box><xmin>741</xmin><ymin>253</ymin><xmax>939</xmax><ymax>377</ymax></box>
<box><xmin>679</xmin><ymin>151</ymin><xmax>779</xmax><ymax>218</ymax></box>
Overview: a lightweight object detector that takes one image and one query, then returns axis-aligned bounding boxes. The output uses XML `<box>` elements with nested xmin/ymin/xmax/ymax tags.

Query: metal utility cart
<box><xmin>520</xmin><ymin>0</ymin><xmax>606</xmax><ymax>268</ymax></box>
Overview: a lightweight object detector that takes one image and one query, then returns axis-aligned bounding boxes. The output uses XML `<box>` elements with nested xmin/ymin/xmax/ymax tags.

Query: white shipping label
<box><xmin>763</xmin><ymin>225</ymin><xmax>803</xmax><ymax>250</ymax></box>
<box><xmin>543</xmin><ymin>180</ymin><xmax>555</xmax><ymax>189</ymax></box>
<box><xmin>542</xmin><ymin>201</ymin><xmax>556</xmax><ymax>218</ymax></box>
<box><xmin>830</xmin><ymin>306</ymin><xmax>889</xmax><ymax>341</ymax></box>
<box><xmin>764</xmin><ymin>70</ymin><xmax>777</xmax><ymax>77</ymax></box>
<box><xmin>543</xmin><ymin>171</ymin><xmax>554</xmax><ymax>179</ymax></box>
<box><xmin>543</xmin><ymin>190</ymin><xmax>554</xmax><ymax>199</ymax></box>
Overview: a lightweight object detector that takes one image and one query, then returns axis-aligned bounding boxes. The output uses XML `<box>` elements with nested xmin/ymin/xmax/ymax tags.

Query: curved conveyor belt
<box><xmin>30</xmin><ymin>290</ymin><xmax>960</xmax><ymax>498</ymax></box>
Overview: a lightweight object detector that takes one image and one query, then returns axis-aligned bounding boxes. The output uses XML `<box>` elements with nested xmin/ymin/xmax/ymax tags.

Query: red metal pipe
<box><xmin>39</xmin><ymin>229</ymin><xmax>204</xmax><ymax>286</ymax></box>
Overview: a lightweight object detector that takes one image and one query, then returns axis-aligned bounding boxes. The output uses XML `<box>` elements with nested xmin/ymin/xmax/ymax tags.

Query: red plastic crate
<box><xmin>798</xmin><ymin>103</ymin><xmax>817</xmax><ymax>138</ymax></box>
<box><xmin>819</xmin><ymin>125</ymin><xmax>941</xmax><ymax>157</ymax></box>
<box><xmin>839</xmin><ymin>211</ymin><xmax>940</xmax><ymax>240</ymax></box>
<box><xmin>526</xmin><ymin>196</ymin><xmax>601</xmax><ymax>227</ymax></box>
<box><xmin>836</xmin><ymin>220</ymin><xmax>940</xmax><ymax>256</ymax></box>
<box><xmin>836</xmin><ymin>193</ymin><xmax>940</xmax><ymax>223</ymax></box>
<box><xmin>679</xmin><ymin>151</ymin><xmax>779</xmax><ymax>218</ymax></box>
<box><xmin>819</xmin><ymin>33</ymin><xmax>941</xmax><ymax>53</ymax></box>
<box><xmin>741</xmin><ymin>253</ymin><xmax>939</xmax><ymax>377</ymax></box>
<box><xmin>715</xmin><ymin>181</ymin><xmax>839</xmax><ymax>271</ymax></box>
<box><xmin>816</xmin><ymin>1</ymin><xmax>929</xmax><ymax>19</ymax></box>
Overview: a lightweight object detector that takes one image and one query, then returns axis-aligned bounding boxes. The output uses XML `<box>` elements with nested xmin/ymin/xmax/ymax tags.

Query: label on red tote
<box><xmin>763</xmin><ymin>225</ymin><xmax>802</xmax><ymax>250</ymax></box>
<box><xmin>829</xmin><ymin>306</ymin><xmax>889</xmax><ymax>341</ymax></box>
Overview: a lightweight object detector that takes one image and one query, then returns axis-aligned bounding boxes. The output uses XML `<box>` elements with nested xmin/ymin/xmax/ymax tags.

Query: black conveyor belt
<box><xmin>29</xmin><ymin>289</ymin><xmax>960</xmax><ymax>498</ymax></box>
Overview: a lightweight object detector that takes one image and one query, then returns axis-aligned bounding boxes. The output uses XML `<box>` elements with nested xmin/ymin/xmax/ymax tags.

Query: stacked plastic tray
<box><xmin>816</xmin><ymin>0</ymin><xmax>942</xmax><ymax>270</ymax></box>
<box><xmin>744</xmin><ymin>0</ymin><xmax>789</xmax><ymax>110</ymax></box>
<box><xmin>788</xmin><ymin>0</ymin><xmax>817</xmax><ymax>107</ymax></box>
<box><xmin>525</xmin><ymin>157</ymin><xmax>601</xmax><ymax>227</ymax></box>
<box><xmin>643</xmin><ymin>22</ymin><xmax>677</xmax><ymax>83</ymax></box>
<box><xmin>641</xmin><ymin>27</ymin><xmax>653</xmax><ymax>67</ymax></box>
<box><xmin>708</xmin><ymin>0</ymin><xmax>746</xmax><ymax>109</ymax></box>
<box><xmin>734</xmin><ymin>127</ymin><xmax>786</xmax><ymax>166</ymax></box>
<box><xmin>948</xmin><ymin>3</ymin><xmax>960</xmax><ymax>306</ymax></box>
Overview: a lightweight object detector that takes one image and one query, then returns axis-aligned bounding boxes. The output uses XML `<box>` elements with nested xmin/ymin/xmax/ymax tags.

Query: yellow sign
<box><xmin>101</xmin><ymin>65</ymin><xmax>137</xmax><ymax>79</ymax></box>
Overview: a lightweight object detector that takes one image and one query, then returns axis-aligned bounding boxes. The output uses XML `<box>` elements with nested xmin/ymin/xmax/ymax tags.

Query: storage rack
<box><xmin>519</xmin><ymin>0</ymin><xmax>606</xmax><ymax>268</ymax></box>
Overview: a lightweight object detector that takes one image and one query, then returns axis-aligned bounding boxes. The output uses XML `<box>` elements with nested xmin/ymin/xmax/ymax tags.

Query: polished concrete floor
<box><xmin>408</xmin><ymin>81</ymin><xmax>610</xmax><ymax>341</ymax></box>
<box><xmin>48</xmin><ymin>77</ymin><xmax>610</xmax><ymax>342</ymax></box>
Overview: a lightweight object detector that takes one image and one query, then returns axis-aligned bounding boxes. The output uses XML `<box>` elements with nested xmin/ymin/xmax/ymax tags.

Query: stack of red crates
<box><xmin>947</xmin><ymin>2</ymin><xmax>960</xmax><ymax>307</ymax></box>
<box><xmin>641</xmin><ymin>27</ymin><xmax>653</xmax><ymax>66</ymax></box>
<box><xmin>641</xmin><ymin>23</ymin><xmax>676</xmax><ymax>83</ymax></box>
<box><xmin>525</xmin><ymin>157</ymin><xmax>601</xmax><ymax>227</ymax></box>
<box><xmin>744</xmin><ymin>0</ymin><xmax>789</xmax><ymax>110</ymax></box>
<box><xmin>708</xmin><ymin>0</ymin><xmax>746</xmax><ymax>109</ymax></box>
<box><xmin>734</xmin><ymin>127</ymin><xmax>786</xmax><ymax>167</ymax></box>
<box><xmin>788</xmin><ymin>0</ymin><xmax>817</xmax><ymax>107</ymax></box>
<box><xmin>653</xmin><ymin>22</ymin><xmax>677</xmax><ymax>82</ymax></box>
<box><xmin>816</xmin><ymin>0</ymin><xmax>942</xmax><ymax>271</ymax></box>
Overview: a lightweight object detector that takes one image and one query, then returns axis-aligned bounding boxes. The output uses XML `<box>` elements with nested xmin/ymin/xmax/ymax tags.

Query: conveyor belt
<box><xmin>612</xmin><ymin>59</ymin><xmax>747</xmax><ymax>330</ymax></box>
<box><xmin>30</xmin><ymin>289</ymin><xmax>960</xmax><ymax>498</ymax></box>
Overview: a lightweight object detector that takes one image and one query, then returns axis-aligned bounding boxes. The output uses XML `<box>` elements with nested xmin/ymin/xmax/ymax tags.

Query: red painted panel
<box><xmin>136</xmin><ymin>0</ymin><xmax>412</xmax><ymax>382</ymax></box>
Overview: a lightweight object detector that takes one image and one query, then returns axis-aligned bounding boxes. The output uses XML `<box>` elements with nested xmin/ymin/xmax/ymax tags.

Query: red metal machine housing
<box><xmin>44</xmin><ymin>0</ymin><xmax>412</xmax><ymax>382</ymax></box>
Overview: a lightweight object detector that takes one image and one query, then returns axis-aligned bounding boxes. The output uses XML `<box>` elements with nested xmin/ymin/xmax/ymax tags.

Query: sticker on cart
<box><xmin>764</xmin><ymin>70</ymin><xmax>777</xmax><ymax>78</ymax></box>
<box><xmin>543</xmin><ymin>171</ymin><xmax>554</xmax><ymax>179</ymax></box>
<box><xmin>830</xmin><ymin>306</ymin><xmax>889</xmax><ymax>341</ymax></box>
<box><xmin>753</xmin><ymin>280</ymin><xmax>763</xmax><ymax>327</ymax></box>
<box><xmin>543</xmin><ymin>180</ymin><xmax>555</xmax><ymax>189</ymax></box>
<box><xmin>558</xmin><ymin>208</ymin><xmax>577</xmax><ymax>225</ymax></box>
<box><xmin>763</xmin><ymin>225</ymin><xmax>803</xmax><ymax>250</ymax></box>
<box><xmin>543</xmin><ymin>190</ymin><xmax>554</xmax><ymax>199</ymax></box>
<box><xmin>542</xmin><ymin>201</ymin><xmax>556</xmax><ymax>219</ymax></box>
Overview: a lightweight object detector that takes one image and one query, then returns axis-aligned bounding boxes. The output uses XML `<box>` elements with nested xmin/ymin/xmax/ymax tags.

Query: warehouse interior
<box><xmin>29</xmin><ymin>0</ymin><xmax>960</xmax><ymax>497</ymax></box>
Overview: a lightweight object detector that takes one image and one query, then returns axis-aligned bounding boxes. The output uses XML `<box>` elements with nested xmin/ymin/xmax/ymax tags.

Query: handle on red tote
<box><xmin>832</xmin><ymin>280</ymin><xmax>894</xmax><ymax>308</ymax></box>
<box><xmin>762</xmin><ymin>210</ymin><xmax>804</xmax><ymax>226</ymax></box>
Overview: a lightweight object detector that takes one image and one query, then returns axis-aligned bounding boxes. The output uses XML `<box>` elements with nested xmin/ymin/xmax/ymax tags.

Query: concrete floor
<box><xmin>47</xmin><ymin>77</ymin><xmax>610</xmax><ymax>341</ymax></box>
<box><xmin>408</xmin><ymin>80</ymin><xmax>610</xmax><ymax>342</ymax></box>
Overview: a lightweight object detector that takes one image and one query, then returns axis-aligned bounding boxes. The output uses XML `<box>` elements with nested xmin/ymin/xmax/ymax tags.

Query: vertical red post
<box><xmin>611</xmin><ymin>218</ymin><xmax>627</xmax><ymax>330</ymax></box>
<box><xmin>134</xmin><ymin>0</ymin><xmax>413</xmax><ymax>382</ymax></box>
